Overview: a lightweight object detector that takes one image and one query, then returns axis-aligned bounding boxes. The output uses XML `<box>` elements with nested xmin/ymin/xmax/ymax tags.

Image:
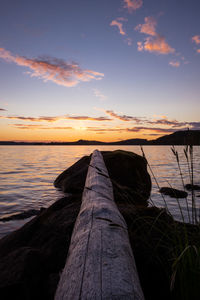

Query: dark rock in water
<box><xmin>0</xmin><ymin>208</ymin><xmax>45</xmax><ymax>222</ymax></box>
<box><xmin>159</xmin><ymin>187</ymin><xmax>188</xmax><ymax>198</ymax></box>
<box><xmin>54</xmin><ymin>150</ymin><xmax>151</xmax><ymax>206</ymax></box>
<box><xmin>185</xmin><ymin>184</ymin><xmax>200</xmax><ymax>191</ymax></box>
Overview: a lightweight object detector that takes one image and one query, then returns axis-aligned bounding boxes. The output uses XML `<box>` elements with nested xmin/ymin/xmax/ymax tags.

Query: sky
<box><xmin>0</xmin><ymin>0</ymin><xmax>200</xmax><ymax>142</ymax></box>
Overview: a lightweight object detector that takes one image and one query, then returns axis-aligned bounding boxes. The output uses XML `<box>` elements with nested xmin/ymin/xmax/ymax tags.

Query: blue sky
<box><xmin>0</xmin><ymin>0</ymin><xmax>200</xmax><ymax>141</ymax></box>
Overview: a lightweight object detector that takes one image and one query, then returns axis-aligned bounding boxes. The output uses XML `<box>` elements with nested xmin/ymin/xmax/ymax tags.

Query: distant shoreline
<box><xmin>0</xmin><ymin>130</ymin><xmax>200</xmax><ymax>146</ymax></box>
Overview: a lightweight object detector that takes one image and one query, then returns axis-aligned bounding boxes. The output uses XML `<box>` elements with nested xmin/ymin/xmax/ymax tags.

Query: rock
<box><xmin>54</xmin><ymin>150</ymin><xmax>152</xmax><ymax>206</ymax></box>
<box><xmin>0</xmin><ymin>247</ymin><xmax>47</xmax><ymax>300</ymax></box>
<box><xmin>0</xmin><ymin>195</ymin><xmax>81</xmax><ymax>300</ymax></box>
<box><xmin>185</xmin><ymin>184</ymin><xmax>200</xmax><ymax>191</ymax></box>
<box><xmin>159</xmin><ymin>187</ymin><xmax>188</xmax><ymax>198</ymax></box>
<box><xmin>0</xmin><ymin>208</ymin><xmax>45</xmax><ymax>222</ymax></box>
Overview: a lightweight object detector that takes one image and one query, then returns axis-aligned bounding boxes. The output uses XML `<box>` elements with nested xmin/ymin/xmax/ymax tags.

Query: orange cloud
<box><xmin>197</xmin><ymin>49</ymin><xmax>200</xmax><ymax>53</ymax></box>
<box><xmin>0</xmin><ymin>48</ymin><xmax>104</xmax><ymax>87</ymax></box>
<box><xmin>169</xmin><ymin>61</ymin><xmax>180</xmax><ymax>67</ymax></box>
<box><xmin>11</xmin><ymin>124</ymin><xmax>73</xmax><ymax>130</ymax></box>
<box><xmin>136</xmin><ymin>16</ymin><xmax>175</xmax><ymax>55</ymax></box>
<box><xmin>135</xmin><ymin>16</ymin><xmax>157</xmax><ymax>36</ymax></box>
<box><xmin>192</xmin><ymin>35</ymin><xmax>200</xmax><ymax>44</ymax></box>
<box><xmin>110</xmin><ymin>18</ymin><xmax>127</xmax><ymax>36</ymax></box>
<box><xmin>138</xmin><ymin>35</ymin><xmax>175</xmax><ymax>54</ymax></box>
<box><xmin>123</xmin><ymin>0</ymin><xmax>143</xmax><ymax>13</ymax></box>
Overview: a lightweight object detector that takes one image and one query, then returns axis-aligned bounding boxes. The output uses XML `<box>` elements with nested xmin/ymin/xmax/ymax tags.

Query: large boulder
<box><xmin>54</xmin><ymin>150</ymin><xmax>151</xmax><ymax>206</ymax></box>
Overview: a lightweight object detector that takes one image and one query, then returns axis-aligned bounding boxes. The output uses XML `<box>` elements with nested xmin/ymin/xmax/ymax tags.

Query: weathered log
<box><xmin>55</xmin><ymin>150</ymin><xmax>144</xmax><ymax>300</ymax></box>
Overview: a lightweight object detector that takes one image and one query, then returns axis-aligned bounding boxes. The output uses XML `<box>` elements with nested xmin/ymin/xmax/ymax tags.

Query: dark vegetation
<box><xmin>0</xmin><ymin>149</ymin><xmax>199</xmax><ymax>299</ymax></box>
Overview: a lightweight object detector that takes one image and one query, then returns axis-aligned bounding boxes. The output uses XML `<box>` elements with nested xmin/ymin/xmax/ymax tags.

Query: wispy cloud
<box><xmin>192</xmin><ymin>35</ymin><xmax>200</xmax><ymax>44</ymax></box>
<box><xmin>66</xmin><ymin>115</ymin><xmax>111</xmax><ymax>121</ymax></box>
<box><xmin>125</xmin><ymin>37</ymin><xmax>133</xmax><ymax>46</ymax></box>
<box><xmin>110</xmin><ymin>18</ymin><xmax>127</xmax><ymax>36</ymax></box>
<box><xmin>169</xmin><ymin>60</ymin><xmax>180</xmax><ymax>67</ymax></box>
<box><xmin>93</xmin><ymin>89</ymin><xmax>107</xmax><ymax>101</ymax></box>
<box><xmin>1</xmin><ymin>114</ymin><xmax>112</xmax><ymax>122</ymax></box>
<box><xmin>135</xmin><ymin>16</ymin><xmax>157</xmax><ymax>36</ymax></box>
<box><xmin>123</xmin><ymin>0</ymin><xmax>143</xmax><ymax>13</ymax></box>
<box><xmin>0</xmin><ymin>108</ymin><xmax>7</xmax><ymax>111</ymax></box>
<box><xmin>105</xmin><ymin>110</ymin><xmax>143</xmax><ymax>122</ymax></box>
<box><xmin>0</xmin><ymin>48</ymin><xmax>104</xmax><ymax>87</ymax></box>
<box><xmin>11</xmin><ymin>124</ymin><xmax>73</xmax><ymax>130</ymax></box>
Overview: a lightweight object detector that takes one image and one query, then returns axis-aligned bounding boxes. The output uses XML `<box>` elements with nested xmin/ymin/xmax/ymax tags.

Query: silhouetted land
<box><xmin>0</xmin><ymin>130</ymin><xmax>200</xmax><ymax>145</ymax></box>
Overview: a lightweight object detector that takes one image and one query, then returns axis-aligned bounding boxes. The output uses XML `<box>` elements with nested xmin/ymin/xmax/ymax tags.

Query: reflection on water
<box><xmin>0</xmin><ymin>145</ymin><xmax>199</xmax><ymax>238</ymax></box>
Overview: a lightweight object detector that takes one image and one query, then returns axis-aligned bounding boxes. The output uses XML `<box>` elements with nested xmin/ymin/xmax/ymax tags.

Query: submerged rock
<box><xmin>159</xmin><ymin>187</ymin><xmax>188</xmax><ymax>198</ymax></box>
<box><xmin>0</xmin><ymin>208</ymin><xmax>45</xmax><ymax>222</ymax></box>
<box><xmin>54</xmin><ymin>150</ymin><xmax>152</xmax><ymax>206</ymax></box>
<box><xmin>185</xmin><ymin>184</ymin><xmax>200</xmax><ymax>191</ymax></box>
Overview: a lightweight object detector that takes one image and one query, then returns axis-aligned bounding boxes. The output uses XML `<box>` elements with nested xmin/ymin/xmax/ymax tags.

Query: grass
<box><xmin>139</xmin><ymin>144</ymin><xmax>200</xmax><ymax>300</ymax></box>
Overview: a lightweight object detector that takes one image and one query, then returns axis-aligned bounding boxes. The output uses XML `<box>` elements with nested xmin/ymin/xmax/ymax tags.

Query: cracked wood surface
<box><xmin>55</xmin><ymin>150</ymin><xmax>145</xmax><ymax>300</ymax></box>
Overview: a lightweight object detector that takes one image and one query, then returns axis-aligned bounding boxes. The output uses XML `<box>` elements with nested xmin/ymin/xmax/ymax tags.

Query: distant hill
<box><xmin>0</xmin><ymin>130</ymin><xmax>200</xmax><ymax>145</ymax></box>
<box><xmin>151</xmin><ymin>130</ymin><xmax>200</xmax><ymax>145</ymax></box>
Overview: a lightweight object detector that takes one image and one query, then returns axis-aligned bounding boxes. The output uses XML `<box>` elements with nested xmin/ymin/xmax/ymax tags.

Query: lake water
<box><xmin>0</xmin><ymin>145</ymin><xmax>200</xmax><ymax>238</ymax></box>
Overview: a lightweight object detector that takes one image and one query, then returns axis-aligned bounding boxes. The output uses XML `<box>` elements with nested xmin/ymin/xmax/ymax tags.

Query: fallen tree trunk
<box><xmin>55</xmin><ymin>149</ymin><xmax>144</xmax><ymax>300</ymax></box>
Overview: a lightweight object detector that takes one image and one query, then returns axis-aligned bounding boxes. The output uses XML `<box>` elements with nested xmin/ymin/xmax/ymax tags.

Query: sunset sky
<box><xmin>0</xmin><ymin>0</ymin><xmax>200</xmax><ymax>142</ymax></box>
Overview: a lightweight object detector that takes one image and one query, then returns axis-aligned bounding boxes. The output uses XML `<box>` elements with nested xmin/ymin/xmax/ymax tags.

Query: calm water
<box><xmin>0</xmin><ymin>145</ymin><xmax>200</xmax><ymax>238</ymax></box>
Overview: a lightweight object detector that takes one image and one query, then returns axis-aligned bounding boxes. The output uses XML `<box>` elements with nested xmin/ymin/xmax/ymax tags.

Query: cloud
<box><xmin>105</xmin><ymin>110</ymin><xmax>143</xmax><ymax>122</ymax></box>
<box><xmin>0</xmin><ymin>108</ymin><xmax>7</xmax><ymax>111</ymax></box>
<box><xmin>136</xmin><ymin>16</ymin><xmax>175</xmax><ymax>55</ymax></box>
<box><xmin>135</xmin><ymin>16</ymin><xmax>157</xmax><ymax>36</ymax></box>
<box><xmin>125</xmin><ymin>37</ymin><xmax>133</xmax><ymax>46</ymax></box>
<box><xmin>66</xmin><ymin>115</ymin><xmax>111</xmax><ymax>121</ymax></box>
<box><xmin>1</xmin><ymin>114</ymin><xmax>112</xmax><ymax>122</ymax></box>
<box><xmin>110</xmin><ymin>18</ymin><xmax>127</xmax><ymax>36</ymax></box>
<box><xmin>138</xmin><ymin>35</ymin><xmax>175</xmax><ymax>54</ymax></box>
<box><xmin>11</xmin><ymin>124</ymin><xmax>73</xmax><ymax>130</ymax></box>
<box><xmin>123</xmin><ymin>0</ymin><xmax>143</xmax><ymax>13</ymax></box>
<box><xmin>93</xmin><ymin>89</ymin><xmax>107</xmax><ymax>101</ymax></box>
<box><xmin>196</xmin><ymin>49</ymin><xmax>200</xmax><ymax>53</ymax></box>
<box><xmin>169</xmin><ymin>61</ymin><xmax>180</xmax><ymax>67</ymax></box>
<box><xmin>2</xmin><ymin>115</ymin><xmax>60</xmax><ymax>122</ymax></box>
<box><xmin>192</xmin><ymin>35</ymin><xmax>200</xmax><ymax>45</ymax></box>
<box><xmin>0</xmin><ymin>48</ymin><xmax>104</xmax><ymax>87</ymax></box>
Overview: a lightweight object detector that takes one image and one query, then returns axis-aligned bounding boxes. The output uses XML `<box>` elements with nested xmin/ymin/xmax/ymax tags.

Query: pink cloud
<box><xmin>135</xmin><ymin>16</ymin><xmax>157</xmax><ymax>36</ymax></box>
<box><xmin>138</xmin><ymin>35</ymin><xmax>175</xmax><ymax>55</ymax></box>
<box><xmin>105</xmin><ymin>110</ymin><xmax>143</xmax><ymax>122</ymax></box>
<box><xmin>1</xmin><ymin>114</ymin><xmax>112</xmax><ymax>122</ymax></box>
<box><xmin>169</xmin><ymin>61</ymin><xmax>180</xmax><ymax>67</ymax></box>
<box><xmin>110</xmin><ymin>18</ymin><xmax>127</xmax><ymax>36</ymax></box>
<box><xmin>123</xmin><ymin>0</ymin><xmax>143</xmax><ymax>13</ymax></box>
<box><xmin>192</xmin><ymin>35</ymin><xmax>200</xmax><ymax>44</ymax></box>
<box><xmin>197</xmin><ymin>49</ymin><xmax>200</xmax><ymax>53</ymax></box>
<box><xmin>0</xmin><ymin>48</ymin><xmax>104</xmax><ymax>87</ymax></box>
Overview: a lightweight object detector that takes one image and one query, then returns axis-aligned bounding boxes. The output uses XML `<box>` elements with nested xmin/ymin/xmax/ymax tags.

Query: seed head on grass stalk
<box><xmin>171</xmin><ymin>146</ymin><xmax>191</xmax><ymax>223</ymax></box>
